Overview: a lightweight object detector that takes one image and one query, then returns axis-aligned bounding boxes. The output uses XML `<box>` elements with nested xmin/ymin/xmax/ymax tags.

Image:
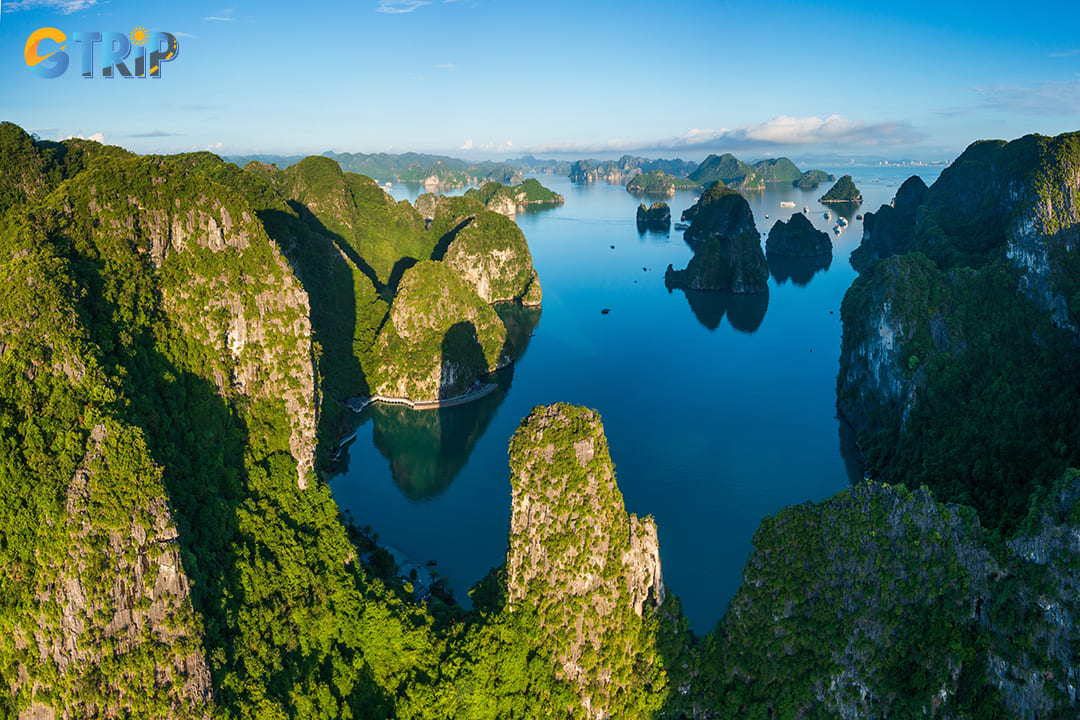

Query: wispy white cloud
<box><xmin>376</xmin><ymin>0</ymin><xmax>431</xmax><ymax>13</ymax></box>
<box><xmin>204</xmin><ymin>7</ymin><xmax>238</xmax><ymax>21</ymax></box>
<box><xmin>1050</xmin><ymin>49</ymin><xmax>1080</xmax><ymax>58</ymax></box>
<box><xmin>435</xmin><ymin>63</ymin><xmax>456</xmax><ymax>69</ymax></box>
<box><xmin>974</xmin><ymin>78</ymin><xmax>1080</xmax><ymax>116</ymax></box>
<box><xmin>527</xmin><ymin>115</ymin><xmax>924</xmax><ymax>154</ymax></box>
<box><xmin>6</xmin><ymin>0</ymin><xmax>96</xmax><ymax>13</ymax></box>
<box><xmin>125</xmin><ymin>130</ymin><xmax>183</xmax><ymax>138</ymax></box>
<box><xmin>461</xmin><ymin>139</ymin><xmax>514</xmax><ymax>153</ymax></box>
<box><xmin>65</xmin><ymin>132</ymin><xmax>106</xmax><ymax>144</ymax></box>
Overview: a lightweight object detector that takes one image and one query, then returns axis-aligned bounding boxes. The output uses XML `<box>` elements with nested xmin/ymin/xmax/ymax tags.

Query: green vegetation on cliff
<box><xmin>795</xmin><ymin>168</ymin><xmax>835</xmax><ymax>189</ymax></box>
<box><xmin>256</xmin><ymin>155</ymin><xmax>430</xmax><ymax>288</ymax></box>
<box><xmin>687</xmin><ymin>155</ymin><xmax>824</xmax><ymax>192</ymax></box>
<box><xmin>626</xmin><ymin>170</ymin><xmax>700</xmax><ymax>196</ymax></box>
<box><xmin>0</xmin><ymin>124</ymin><xmax>442</xmax><ymax>719</ymax></box>
<box><xmin>765</xmin><ymin>212</ymin><xmax>832</xmax><ymax>257</ymax></box>
<box><xmin>0</xmin><ymin>122</ymin><xmax>551</xmax><ymax>720</ymax></box>
<box><xmin>750</xmin><ymin>157</ymin><xmax>802</xmax><ymax>184</ymax></box>
<box><xmin>839</xmin><ymin>132</ymin><xmax>1080</xmax><ymax>536</ymax></box>
<box><xmin>820</xmin><ymin>173</ymin><xmax>863</xmax><ymax>203</ymax></box>
<box><xmin>850</xmin><ymin>174</ymin><xmax>928</xmax><ymax>271</ymax></box>
<box><xmin>700</xmin><ymin>478</ymin><xmax>1080</xmax><ymax>719</ymax></box>
<box><xmin>637</xmin><ymin>201</ymin><xmax>672</xmax><ymax>230</ymax></box>
<box><xmin>506</xmin><ymin>404</ymin><xmax>695</xmax><ymax>719</ymax></box>
<box><xmin>370</xmin><ymin>260</ymin><xmax>509</xmax><ymax>401</ymax></box>
<box><xmin>670</xmin><ymin>184</ymin><xmax>768</xmax><ymax>293</ymax></box>
<box><xmin>689</xmin><ymin>153</ymin><xmax>763</xmax><ymax>191</ymax></box>
<box><xmin>465</xmin><ymin>178</ymin><xmax>564</xmax><ymax>211</ymax></box>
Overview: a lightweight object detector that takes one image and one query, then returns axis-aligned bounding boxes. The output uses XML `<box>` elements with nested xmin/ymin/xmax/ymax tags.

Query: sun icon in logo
<box><xmin>130</xmin><ymin>27</ymin><xmax>149</xmax><ymax>46</ymax></box>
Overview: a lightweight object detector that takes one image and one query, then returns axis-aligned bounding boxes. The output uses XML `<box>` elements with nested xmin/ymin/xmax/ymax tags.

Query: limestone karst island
<box><xmin>3</xmin><ymin>3</ymin><xmax>1080</xmax><ymax>716</ymax></box>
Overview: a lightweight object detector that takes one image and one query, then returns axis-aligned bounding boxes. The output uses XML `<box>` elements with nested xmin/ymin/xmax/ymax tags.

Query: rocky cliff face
<box><xmin>636</xmin><ymin>202</ymin><xmax>672</xmax><ymax>230</ymax></box>
<box><xmin>372</xmin><ymin>260</ymin><xmax>509</xmax><ymax>402</ymax></box>
<box><xmin>17</xmin><ymin>423</ymin><xmax>213</xmax><ymax>719</ymax></box>
<box><xmin>54</xmin><ymin>157</ymin><xmax>318</xmax><ymax>488</ymax></box>
<box><xmin>704</xmin><ymin>475</ymin><xmax>1080</xmax><ymax>720</ymax></box>
<box><xmin>688</xmin><ymin>154</ymin><xmax>764</xmax><ymax>192</ymax></box>
<box><xmin>765</xmin><ymin>212</ymin><xmax>832</xmax><ymax>257</ymax></box>
<box><xmin>820</xmin><ymin>174</ymin><xmax>863</xmax><ymax>204</ymax></box>
<box><xmin>851</xmin><ymin>175</ymin><xmax>927</xmax><ymax>272</ymax></box>
<box><xmin>906</xmin><ymin>133</ymin><xmax>1080</xmax><ymax>330</ymax></box>
<box><xmin>668</xmin><ymin>186</ymin><xmax>768</xmax><ymax>293</ymax></box>
<box><xmin>837</xmin><ymin>254</ymin><xmax>952</xmax><ymax>431</ymax></box>
<box><xmin>442</xmin><ymin>209</ymin><xmax>543</xmax><ymax>304</ymax></box>
<box><xmin>463</xmin><ymin>178</ymin><xmax>564</xmax><ymax>217</ymax></box>
<box><xmin>681</xmin><ymin>184</ymin><xmax>757</xmax><ymax>249</ymax></box>
<box><xmin>569</xmin><ymin>160</ymin><xmax>598</xmax><ymax>184</ymax></box>
<box><xmin>506</xmin><ymin>404</ymin><xmax>670</xmax><ymax>719</ymax></box>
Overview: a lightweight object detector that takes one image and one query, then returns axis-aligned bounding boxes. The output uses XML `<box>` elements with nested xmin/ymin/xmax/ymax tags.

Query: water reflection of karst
<box><xmin>767</xmin><ymin>252</ymin><xmax>832</xmax><ymax>287</ymax></box>
<box><xmin>675</xmin><ymin>288</ymin><xmax>769</xmax><ymax>334</ymax></box>
<box><xmin>823</xmin><ymin>201</ymin><xmax>860</xmax><ymax>222</ymax></box>
<box><xmin>367</xmin><ymin>302</ymin><xmax>541</xmax><ymax>500</ymax></box>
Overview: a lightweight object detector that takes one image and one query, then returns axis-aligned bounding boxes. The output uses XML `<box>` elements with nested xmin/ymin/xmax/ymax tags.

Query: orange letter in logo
<box><xmin>26</xmin><ymin>27</ymin><xmax>69</xmax><ymax>78</ymax></box>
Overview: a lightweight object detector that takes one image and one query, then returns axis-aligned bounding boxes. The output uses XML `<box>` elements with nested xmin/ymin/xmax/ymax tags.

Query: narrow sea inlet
<box><xmin>331</xmin><ymin>167</ymin><xmax>943</xmax><ymax>632</ymax></box>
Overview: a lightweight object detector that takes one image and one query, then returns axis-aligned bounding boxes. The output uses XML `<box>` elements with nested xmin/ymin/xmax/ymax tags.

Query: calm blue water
<box><xmin>331</xmin><ymin>165</ymin><xmax>944</xmax><ymax>633</ymax></box>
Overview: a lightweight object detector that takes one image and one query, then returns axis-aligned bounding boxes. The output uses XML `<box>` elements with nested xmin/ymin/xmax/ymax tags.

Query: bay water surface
<box><xmin>331</xmin><ymin>165</ymin><xmax>944</xmax><ymax>633</ymax></box>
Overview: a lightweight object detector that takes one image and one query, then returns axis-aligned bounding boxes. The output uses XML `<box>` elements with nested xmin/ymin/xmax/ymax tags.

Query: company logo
<box><xmin>25</xmin><ymin>27</ymin><xmax>179</xmax><ymax>79</ymax></box>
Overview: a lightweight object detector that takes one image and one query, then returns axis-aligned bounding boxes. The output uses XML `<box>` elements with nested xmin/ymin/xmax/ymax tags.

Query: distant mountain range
<box><xmin>225</xmin><ymin>150</ymin><xmax>836</xmax><ymax>195</ymax></box>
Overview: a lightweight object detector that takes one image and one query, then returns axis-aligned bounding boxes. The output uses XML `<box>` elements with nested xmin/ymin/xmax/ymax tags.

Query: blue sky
<box><xmin>2</xmin><ymin>0</ymin><xmax>1079</xmax><ymax>164</ymax></box>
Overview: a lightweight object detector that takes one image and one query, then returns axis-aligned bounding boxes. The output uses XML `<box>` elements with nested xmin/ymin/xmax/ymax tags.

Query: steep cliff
<box><xmin>700</xmin><ymin>475</ymin><xmax>1080</xmax><ymax>720</ymax></box>
<box><xmin>17</xmin><ymin>422</ymin><xmax>213</xmax><ymax>719</ymax></box>
<box><xmin>913</xmin><ymin>132</ymin><xmax>1080</xmax><ymax>329</ymax></box>
<box><xmin>838</xmin><ymin>131</ymin><xmax>1080</xmax><ymax>533</ymax></box>
<box><xmin>569</xmin><ymin>160</ymin><xmax>598</xmax><ymax>184</ymax></box>
<box><xmin>820</xmin><ymin>174</ymin><xmax>863</xmax><ymax>203</ymax></box>
<box><xmin>765</xmin><ymin>212</ymin><xmax>832</xmax><ymax>257</ymax></box>
<box><xmin>636</xmin><ymin>201</ymin><xmax>672</xmax><ymax>230</ymax></box>
<box><xmin>442</xmin><ymin>209</ymin><xmax>543</xmax><ymax>304</ymax></box>
<box><xmin>668</xmin><ymin>185</ymin><xmax>768</xmax><ymax>293</ymax></box>
<box><xmin>464</xmin><ymin>178</ymin><xmax>564</xmax><ymax>216</ymax></box>
<box><xmin>0</xmin><ymin>129</ymin><xmax>446</xmax><ymax>719</ymax></box>
<box><xmin>850</xmin><ymin>175</ymin><xmax>928</xmax><ymax>271</ymax></box>
<box><xmin>506</xmin><ymin>404</ymin><xmax>679</xmax><ymax>720</ymax></box>
<box><xmin>49</xmin><ymin>152</ymin><xmax>318</xmax><ymax>487</ymax></box>
<box><xmin>260</xmin><ymin>155</ymin><xmax>429</xmax><ymax>287</ymax></box>
<box><xmin>371</xmin><ymin>260</ymin><xmax>509</xmax><ymax>401</ymax></box>
<box><xmin>795</xmin><ymin>168</ymin><xmax>835</xmax><ymax>189</ymax></box>
<box><xmin>626</xmin><ymin>171</ymin><xmax>699</xmax><ymax>197</ymax></box>
<box><xmin>689</xmin><ymin>154</ymin><xmax>764</xmax><ymax>192</ymax></box>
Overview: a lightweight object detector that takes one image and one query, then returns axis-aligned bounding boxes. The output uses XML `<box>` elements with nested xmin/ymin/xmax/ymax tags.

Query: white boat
<box><xmin>838</xmin><ymin>217</ymin><xmax>848</xmax><ymax>227</ymax></box>
<box><xmin>780</xmin><ymin>201</ymin><xmax>796</xmax><ymax>208</ymax></box>
<box><xmin>824</xmin><ymin>211</ymin><xmax>831</xmax><ymax>220</ymax></box>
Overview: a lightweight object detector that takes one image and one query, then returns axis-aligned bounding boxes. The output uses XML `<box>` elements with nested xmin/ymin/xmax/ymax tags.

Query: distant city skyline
<box><xmin>2</xmin><ymin>0</ymin><xmax>1079</xmax><ymax>164</ymax></box>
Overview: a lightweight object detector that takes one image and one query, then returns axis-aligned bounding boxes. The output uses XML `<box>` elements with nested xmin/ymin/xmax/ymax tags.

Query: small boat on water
<box><xmin>838</xmin><ymin>217</ymin><xmax>849</xmax><ymax>227</ymax></box>
<box><xmin>780</xmin><ymin>201</ymin><xmax>796</xmax><ymax>208</ymax></box>
<box><xmin>824</xmin><ymin>211</ymin><xmax>831</xmax><ymax>220</ymax></box>
<box><xmin>833</xmin><ymin>225</ymin><xmax>842</xmax><ymax>235</ymax></box>
<box><xmin>856</xmin><ymin>214</ymin><xmax>863</xmax><ymax>221</ymax></box>
<box><xmin>674</xmin><ymin>222</ymin><xmax>689</xmax><ymax>230</ymax></box>
<box><xmin>803</xmin><ymin>206</ymin><xmax>809</xmax><ymax>214</ymax></box>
